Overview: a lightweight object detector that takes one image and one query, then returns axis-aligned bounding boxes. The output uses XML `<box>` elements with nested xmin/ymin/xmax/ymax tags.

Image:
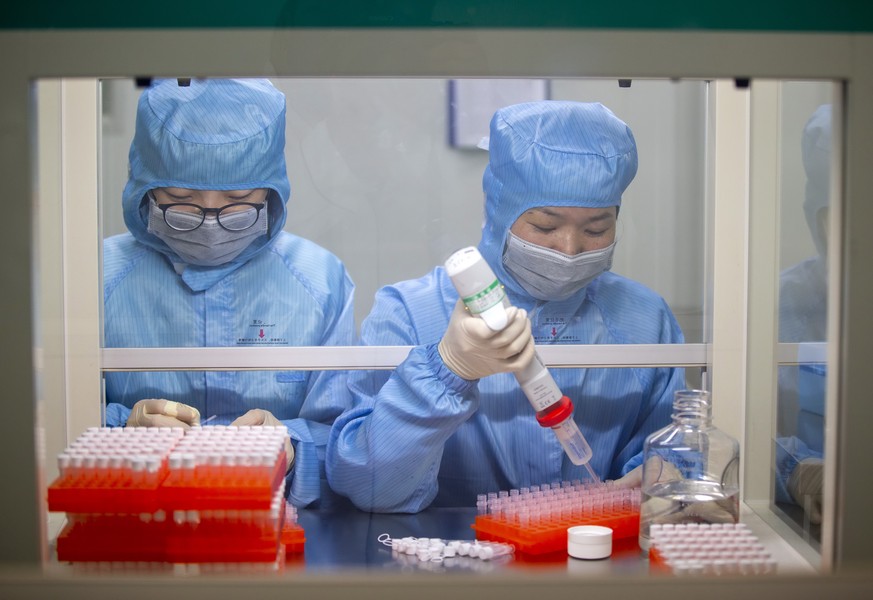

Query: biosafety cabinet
<box><xmin>2</xmin><ymin>3</ymin><xmax>873</xmax><ymax>598</ymax></box>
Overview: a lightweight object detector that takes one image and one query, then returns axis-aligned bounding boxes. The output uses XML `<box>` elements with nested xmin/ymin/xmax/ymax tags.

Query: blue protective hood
<box><xmin>122</xmin><ymin>78</ymin><xmax>291</xmax><ymax>290</ymax></box>
<box><xmin>801</xmin><ymin>104</ymin><xmax>832</xmax><ymax>257</ymax></box>
<box><xmin>476</xmin><ymin>101</ymin><xmax>638</xmax><ymax>303</ymax></box>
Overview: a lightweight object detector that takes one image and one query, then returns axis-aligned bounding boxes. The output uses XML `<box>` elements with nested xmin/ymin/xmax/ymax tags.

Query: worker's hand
<box><xmin>634</xmin><ymin>456</ymin><xmax>737</xmax><ymax>524</ymax></box>
<box><xmin>127</xmin><ymin>399</ymin><xmax>201</xmax><ymax>429</ymax></box>
<box><xmin>438</xmin><ymin>299</ymin><xmax>535</xmax><ymax>381</ymax></box>
<box><xmin>612</xmin><ymin>464</ymin><xmax>643</xmax><ymax>489</ymax></box>
<box><xmin>612</xmin><ymin>454</ymin><xmax>684</xmax><ymax>489</ymax></box>
<box><xmin>231</xmin><ymin>408</ymin><xmax>295</xmax><ymax>473</ymax></box>
<box><xmin>643</xmin><ymin>495</ymin><xmax>738</xmax><ymax>526</ymax></box>
<box><xmin>788</xmin><ymin>458</ymin><xmax>824</xmax><ymax>525</ymax></box>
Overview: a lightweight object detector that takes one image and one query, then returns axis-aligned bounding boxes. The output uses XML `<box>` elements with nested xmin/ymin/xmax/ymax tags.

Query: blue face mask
<box><xmin>502</xmin><ymin>231</ymin><xmax>615</xmax><ymax>301</ymax></box>
<box><xmin>147</xmin><ymin>199</ymin><xmax>268</xmax><ymax>267</ymax></box>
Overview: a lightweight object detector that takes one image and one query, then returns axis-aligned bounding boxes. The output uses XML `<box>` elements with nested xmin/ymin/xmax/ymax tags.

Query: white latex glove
<box><xmin>438</xmin><ymin>299</ymin><xmax>535</xmax><ymax>381</ymax></box>
<box><xmin>639</xmin><ymin>497</ymin><xmax>737</xmax><ymax>526</ymax></box>
<box><xmin>612</xmin><ymin>464</ymin><xmax>643</xmax><ymax>489</ymax></box>
<box><xmin>231</xmin><ymin>408</ymin><xmax>295</xmax><ymax>473</ymax></box>
<box><xmin>127</xmin><ymin>399</ymin><xmax>201</xmax><ymax>429</ymax></box>
<box><xmin>788</xmin><ymin>458</ymin><xmax>824</xmax><ymax>525</ymax></box>
<box><xmin>611</xmin><ymin>455</ymin><xmax>681</xmax><ymax>489</ymax></box>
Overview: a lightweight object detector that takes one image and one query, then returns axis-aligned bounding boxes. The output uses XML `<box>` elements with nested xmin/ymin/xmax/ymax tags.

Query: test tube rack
<box><xmin>47</xmin><ymin>426</ymin><xmax>304</xmax><ymax>570</ymax></box>
<box><xmin>471</xmin><ymin>480</ymin><xmax>640</xmax><ymax>556</ymax></box>
<box><xmin>648</xmin><ymin>523</ymin><xmax>777</xmax><ymax>576</ymax></box>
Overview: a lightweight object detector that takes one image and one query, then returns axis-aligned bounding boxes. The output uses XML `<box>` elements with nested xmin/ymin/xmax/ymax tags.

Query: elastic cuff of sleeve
<box><xmin>287</xmin><ymin>443</ymin><xmax>296</xmax><ymax>473</ymax></box>
<box><xmin>105</xmin><ymin>403</ymin><xmax>133</xmax><ymax>428</ymax></box>
<box><xmin>426</xmin><ymin>343</ymin><xmax>478</xmax><ymax>395</ymax></box>
<box><xmin>774</xmin><ymin>437</ymin><xmax>802</xmax><ymax>480</ymax></box>
<box><xmin>621</xmin><ymin>454</ymin><xmax>643</xmax><ymax>477</ymax></box>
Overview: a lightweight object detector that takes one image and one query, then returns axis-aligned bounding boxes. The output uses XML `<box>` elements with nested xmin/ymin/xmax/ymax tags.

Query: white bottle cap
<box><xmin>444</xmin><ymin>246</ymin><xmax>482</xmax><ymax>278</ymax></box>
<box><xmin>445</xmin><ymin>246</ymin><xmax>508</xmax><ymax>331</ymax></box>
<box><xmin>567</xmin><ymin>525</ymin><xmax>613</xmax><ymax>560</ymax></box>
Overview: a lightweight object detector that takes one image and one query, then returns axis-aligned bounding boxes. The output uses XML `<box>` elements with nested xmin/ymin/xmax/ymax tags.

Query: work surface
<box><xmin>291</xmin><ymin>505</ymin><xmax>814</xmax><ymax>576</ymax></box>
<box><xmin>295</xmin><ymin>506</ymin><xmax>640</xmax><ymax>575</ymax></box>
<box><xmin>44</xmin><ymin>504</ymin><xmax>816</xmax><ymax>577</ymax></box>
<box><xmin>9</xmin><ymin>505</ymin><xmax>865</xmax><ymax>600</ymax></box>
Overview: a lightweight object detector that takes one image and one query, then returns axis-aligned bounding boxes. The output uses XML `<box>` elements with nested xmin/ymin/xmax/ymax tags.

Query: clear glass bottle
<box><xmin>638</xmin><ymin>389</ymin><xmax>740</xmax><ymax>552</ymax></box>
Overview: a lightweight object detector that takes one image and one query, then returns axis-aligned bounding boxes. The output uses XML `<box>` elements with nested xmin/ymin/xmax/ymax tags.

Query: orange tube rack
<box><xmin>471</xmin><ymin>480</ymin><xmax>641</xmax><ymax>556</ymax></box>
<box><xmin>47</xmin><ymin>426</ymin><xmax>304</xmax><ymax>569</ymax></box>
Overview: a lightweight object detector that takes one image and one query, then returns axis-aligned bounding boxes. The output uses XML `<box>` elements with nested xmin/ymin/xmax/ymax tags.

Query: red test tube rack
<box><xmin>159</xmin><ymin>425</ymin><xmax>289</xmax><ymax>510</ymax></box>
<box><xmin>471</xmin><ymin>480</ymin><xmax>640</xmax><ymax>556</ymax></box>
<box><xmin>47</xmin><ymin>425</ymin><xmax>304</xmax><ymax>571</ymax></box>
<box><xmin>48</xmin><ymin>426</ymin><xmax>182</xmax><ymax>514</ymax></box>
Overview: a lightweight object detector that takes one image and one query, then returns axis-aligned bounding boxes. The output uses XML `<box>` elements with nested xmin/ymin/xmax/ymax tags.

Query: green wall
<box><xmin>2</xmin><ymin>0</ymin><xmax>872</xmax><ymax>32</ymax></box>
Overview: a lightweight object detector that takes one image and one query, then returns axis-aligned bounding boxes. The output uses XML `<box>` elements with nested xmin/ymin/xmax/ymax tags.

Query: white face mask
<box><xmin>502</xmin><ymin>231</ymin><xmax>615</xmax><ymax>301</ymax></box>
<box><xmin>147</xmin><ymin>200</ymin><xmax>268</xmax><ymax>267</ymax></box>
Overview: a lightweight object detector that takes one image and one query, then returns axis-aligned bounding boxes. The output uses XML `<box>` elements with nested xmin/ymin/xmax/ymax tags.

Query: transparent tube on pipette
<box><xmin>522</xmin><ymin>359</ymin><xmax>595</xmax><ymax>473</ymax></box>
<box><xmin>445</xmin><ymin>246</ymin><xmax>598</xmax><ymax>479</ymax></box>
<box><xmin>546</xmin><ymin>411</ymin><xmax>599</xmax><ymax>483</ymax></box>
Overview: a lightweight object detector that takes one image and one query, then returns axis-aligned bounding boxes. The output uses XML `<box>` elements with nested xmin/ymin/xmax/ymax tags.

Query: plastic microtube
<box><xmin>445</xmin><ymin>247</ymin><xmax>597</xmax><ymax>478</ymax></box>
<box><xmin>50</xmin><ymin>425</ymin><xmax>300</xmax><ymax>569</ymax></box>
<box><xmin>379</xmin><ymin>534</ymin><xmax>514</xmax><ymax>564</ymax></box>
<box><xmin>477</xmin><ymin>479</ymin><xmax>641</xmax><ymax>526</ymax></box>
<box><xmin>649</xmin><ymin>523</ymin><xmax>775</xmax><ymax>576</ymax></box>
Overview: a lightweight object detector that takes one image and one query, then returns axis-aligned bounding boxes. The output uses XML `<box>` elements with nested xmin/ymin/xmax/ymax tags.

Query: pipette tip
<box><xmin>584</xmin><ymin>462</ymin><xmax>601</xmax><ymax>484</ymax></box>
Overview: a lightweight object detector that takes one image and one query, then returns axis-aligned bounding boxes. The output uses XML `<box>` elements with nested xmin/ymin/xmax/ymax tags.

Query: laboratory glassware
<box><xmin>638</xmin><ymin>389</ymin><xmax>740</xmax><ymax>552</ymax></box>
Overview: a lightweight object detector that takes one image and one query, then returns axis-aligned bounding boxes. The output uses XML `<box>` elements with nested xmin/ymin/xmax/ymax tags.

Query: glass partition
<box><xmin>772</xmin><ymin>82</ymin><xmax>835</xmax><ymax>548</ymax></box>
<box><xmin>7</xmin><ymin>15</ymin><xmax>871</xmax><ymax>590</ymax></box>
<box><xmin>99</xmin><ymin>77</ymin><xmax>707</xmax><ymax>341</ymax></box>
<box><xmin>35</xmin><ymin>74</ymin><xmax>843</xmax><ymax>576</ymax></box>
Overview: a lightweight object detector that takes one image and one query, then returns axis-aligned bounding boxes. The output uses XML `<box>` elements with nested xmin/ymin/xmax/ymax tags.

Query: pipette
<box><xmin>444</xmin><ymin>246</ymin><xmax>599</xmax><ymax>483</ymax></box>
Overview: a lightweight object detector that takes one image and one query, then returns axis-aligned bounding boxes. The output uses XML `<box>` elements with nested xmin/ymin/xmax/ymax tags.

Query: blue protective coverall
<box><xmin>326</xmin><ymin>101</ymin><xmax>686</xmax><ymax>513</ymax></box>
<box><xmin>102</xmin><ymin>79</ymin><xmax>356</xmax><ymax>507</ymax></box>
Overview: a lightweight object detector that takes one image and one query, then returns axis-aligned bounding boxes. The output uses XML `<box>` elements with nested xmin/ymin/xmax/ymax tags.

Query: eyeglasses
<box><xmin>152</xmin><ymin>196</ymin><xmax>268</xmax><ymax>232</ymax></box>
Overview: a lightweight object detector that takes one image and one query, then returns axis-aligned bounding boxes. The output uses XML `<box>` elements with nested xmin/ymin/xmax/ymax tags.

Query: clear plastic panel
<box><xmin>773</xmin><ymin>82</ymin><xmax>834</xmax><ymax>548</ymax></box>
<box><xmin>99</xmin><ymin>77</ymin><xmax>707</xmax><ymax>340</ymax></box>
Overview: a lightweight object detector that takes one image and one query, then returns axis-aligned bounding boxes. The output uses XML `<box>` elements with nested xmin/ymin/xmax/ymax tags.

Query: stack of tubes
<box><xmin>648</xmin><ymin>523</ymin><xmax>777</xmax><ymax>576</ymax></box>
<box><xmin>47</xmin><ymin>425</ymin><xmax>304</xmax><ymax>573</ymax></box>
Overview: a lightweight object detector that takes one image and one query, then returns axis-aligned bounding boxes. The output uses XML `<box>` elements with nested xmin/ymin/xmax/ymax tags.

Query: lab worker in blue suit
<box><xmin>774</xmin><ymin>104</ymin><xmax>832</xmax><ymax>525</ymax></box>
<box><xmin>327</xmin><ymin>101</ymin><xmax>686</xmax><ymax>513</ymax></box>
<box><xmin>102</xmin><ymin>78</ymin><xmax>356</xmax><ymax>507</ymax></box>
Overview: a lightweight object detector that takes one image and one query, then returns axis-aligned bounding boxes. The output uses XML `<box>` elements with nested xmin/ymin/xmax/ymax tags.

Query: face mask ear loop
<box><xmin>139</xmin><ymin>191</ymin><xmax>155</xmax><ymax>228</ymax></box>
<box><xmin>264</xmin><ymin>191</ymin><xmax>274</xmax><ymax>238</ymax></box>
